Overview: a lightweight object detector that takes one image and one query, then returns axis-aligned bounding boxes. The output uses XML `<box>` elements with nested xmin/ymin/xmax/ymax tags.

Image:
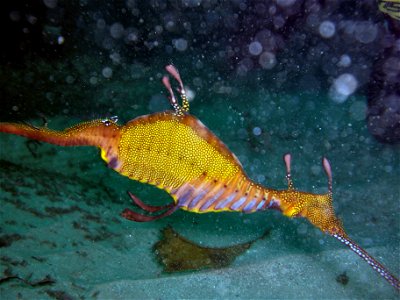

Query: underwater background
<box><xmin>0</xmin><ymin>0</ymin><xmax>399</xmax><ymax>299</ymax></box>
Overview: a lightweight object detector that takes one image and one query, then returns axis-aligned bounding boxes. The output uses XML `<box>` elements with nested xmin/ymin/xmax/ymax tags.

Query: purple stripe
<box><xmin>243</xmin><ymin>199</ymin><xmax>257</xmax><ymax>212</ymax></box>
<box><xmin>107</xmin><ymin>157</ymin><xmax>119</xmax><ymax>169</ymax></box>
<box><xmin>230</xmin><ymin>196</ymin><xmax>247</xmax><ymax>210</ymax></box>
<box><xmin>215</xmin><ymin>193</ymin><xmax>236</xmax><ymax>210</ymax></box>
<box><xmin>188</xmin><ymin>190</ymin><xmax>206</xmax><ymax>209</ymax></box>
<box><xmin>199</xmin><ymin>189</ymin><xmax>224</xmax><ymax>211</ymax></box>
<box><xmin>256</xmin><ymin>200</ymin><xmax>265</xmax><ymax>210</ymax></box>
<box><xmin>178</xmin><ymin>189</ymin><xmax>193</xmax><ymax>206</ymax></box>
<box><xmin>267</xmin><ymin>199</ymin><xmax>276</xmax><ymax>208</ymax></box>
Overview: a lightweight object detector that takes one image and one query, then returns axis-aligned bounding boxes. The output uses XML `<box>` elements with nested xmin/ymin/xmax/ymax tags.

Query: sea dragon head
<box><xmin>278</xmin><ymin>155</ymin><xmax>347</xmax><ymax>237</ymax></box>
<box><xmin>281</xmin><ymin>191</ymin><xmax>347</xmax><ymax>237</ymax></box>
<box><xmin>277</xmin><ymin>154</ymin><xmax>399</xmax><ymax>290</ymax></box>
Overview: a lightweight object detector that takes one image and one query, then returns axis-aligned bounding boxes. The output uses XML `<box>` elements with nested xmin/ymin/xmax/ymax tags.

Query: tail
<box><xmin>0</xmin><ymin>120</ymin><xmax>121</xmax><ymax>162</ymax></box>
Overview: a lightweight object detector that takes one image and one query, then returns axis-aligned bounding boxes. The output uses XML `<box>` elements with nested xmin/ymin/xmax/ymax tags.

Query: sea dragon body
<box><xmin>0</xmin><ymin>65</ymin><xmax>398</xmax><ymax>290</ymax></box>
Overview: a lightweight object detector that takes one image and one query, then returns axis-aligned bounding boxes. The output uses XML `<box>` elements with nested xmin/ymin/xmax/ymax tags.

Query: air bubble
<box><xmin>319</xmin><ymin>21</ymin><xmax>335</xmax><ymax>38</ymax></box>
<box><xmin>329</xmin><ymin>73</ymin><xmax>358</xmax><ymax>103</ymax></box>
<box><xmin>125</xmin><ymin>28</ymin><xmax>139</xmax><ymax>43</ymax></box>
<box><xmin>273</xmin><ymin>16</ymin><xmax>285</xmax><ymax>29</ymax></box>
<box><xmin>182</xmin><ymin>0</ymin><xmax>201</xmax><ymax>7</ymax></box>
<box><xmin>256</xmin><ymin>174</ymin><xmax>265</xmax><ymax>183</ymax></box>
<box><xmin>90</xmin><ymin>76</ymin><xmax>98</xmax><ymax>85</ymax></box>
<box><xmin>355</xmin><ymin>22</ymin><xmax>378</xmax><ymax>44</ymax></box>
<box><xmin>338</xmin><ymin>54</ymin><xmax>351</xmax><ymax>67</ymax></box>
<box><xmin>186</xmin><ymin>87</ymin><xmax>195</xmax><ymax>101</ymax></box>
<box><xmin>173</xmin><ymin>38</ymin><xmax>188</xmax><ymax>51</ymax></box>
<box><xmin>110</xmin><ymin>52</ymin><xmax>121</xmax><ymax>64</ymax></box>
<box><xmin>43</xmin><ymin>0</ymin><xmax>58</xmax><ymax>9</ymax></box>
<box><xmin>252</xmin><ymin>127</ymin><xmax>262</xmax><ymax>136</ymax></box>
<box><xmin>259</xmin><ymin>52</ymin><xmax>277</xmax><ymax>69</ymax></box>
<box><xmin>97</xmin><ymin>19</ymin><xmax>106</xmax><ymax>30</ymax></box>
<box><xmin>276</xmin><ymin>0</ymin><xmax>297</xmax><ymax>7</ymax></box>
<box><xmin>310</xmin><ymin>165</ymin><xmax>321</xmax><ymax>177</ymax></box>
<box><xmin>9</xmin><ymin>11</ymin><xmax>21</xmax><ymax>22</ymax></box>
<box><xmin>110</xmin><ymin>22</ymin><xmax>124</xmax><ymax>39</ymax></box>
<box><xmin>27</xmin><ymin>15</ymin><xmax>38</xmax><ymax>25</ymax></box>
<box><xmin>249</xmin><ymin>41</ymin><xmax>263</xmax><ymax>56</ymax></box>
<box><xmin>66</xmin><ymin>75</ymin><xmax>75</xmax><ymax>84</ymax></box>
<box><xmin>349</xmin><ymin>101</ymin><xmax>366</xmax><ymax>121</ymax></box>
<box><xmin>102</xmin><ymin>67</ymin><xmax>113</xmax><ymax>78</ymax></box>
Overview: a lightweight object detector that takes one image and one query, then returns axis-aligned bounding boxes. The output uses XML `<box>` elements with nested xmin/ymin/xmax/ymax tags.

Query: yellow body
<box><xmin>116</xmin><ymin>112</ymin><xmax>241</xmax><ymax>191</ymax></box>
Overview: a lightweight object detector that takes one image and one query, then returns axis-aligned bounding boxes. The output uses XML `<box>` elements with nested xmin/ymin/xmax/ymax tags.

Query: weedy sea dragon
<box><xmin>0</xmin><ymin>65</ymin><xmax>399</xmax><ymax>290</ymax></box>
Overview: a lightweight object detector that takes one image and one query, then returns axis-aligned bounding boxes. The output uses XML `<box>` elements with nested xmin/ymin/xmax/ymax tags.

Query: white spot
<box><xmin>249</xmin><ymin>41</ymin><xmax>263</xmax><ymax>56</ymax></box>
<box><xmin>335</xmin><ymin>74</ymin><xmax>358</xmax><ymax>95</ymax></box>
<box><xmin>237</xmin><ymin>128</ymin><xmax>248</xmax><ymax>139</ymax></box>
<box><xmin>355</xmin><ymin>22</ymin><xmax>378</xmax><ymax>44</ymax></box>
<box><xmin>319</xmin><ymin>21</ymin><xmax>336</xmax><ymax>38</ymax></box>
<box><xmin>384</xmin><ymin>165</ymin><xmax>393</xmax><ymax>173</ymax></box>
<box><xmin>125</xmin><ymin>27</ymin><xmax>139</xmax><ymax>43</ymax></box>
<box><xmin>297</xmin><ymin>223</ymin><xmax>308</xmax><ymax>235</ymax></box>
<box><xmin>329</xmin><ymin>73</ymin><xmax>358</xmax><ymax>103</ymax></box>
<box><xmin>110</xmin><ymin>52</ymin><xmax>121</xmax><ymax>64</ymax></box>
<box><xmin>43</xmin><ymin>0</ymin><xmax>58</xmax><ymax>9</ymax></box>
<box><xmin>27</xmin><ymin>15</ymin><xmax>38</xmax><ymax>25</ymax></box>
<box><xmin>9</xmin><ymin>11</ymin><xmax>21</xmax><ymax>22</ymax></box>
<box><xmin>182</xmin><ymin>0</ymin><xmax>201</xmax><ymax>7</ymax></box>
<box><xmin>259</xmin><ymin>51</ymin><xmax>277</xmax><ymax>69</ymax></box>
<box><xmin>173</xmin><ymin>38</ymin><xmax>188</xmax><ymax>51</ymax></box>
<box><xmin>252</xmin><ymin>127</ymin><xmax>262</xmax><ymax>136</ymax></box>
<box><xmin>126</xmin><ymin>0</ymin><xmax>136</xmax><ymax>8</ymax></box>
<box><xmin>273</xmin><ymin>16</ymin><xmax>285</xmax><ymax>29</ymax></box>
<box><xmin>166</xmin><ymin>20</ymin><xmax>175</xmax><ymax>31</ymax></box>
<box><xmin>90</xmin><ymin>76</ymin><xmax>98</xmax><ymax>85</ymax></box>
<box><xmin>254</xmin><ymin>29</ymin><xmax>276</xmax><ymax>51</ymax></box>
<box><xmin>57</xmin><ymin>36</ymin><xmax>64</xmax><ymax>45</ymax></box>
<box><xmin>338</xmin><ymin>54</ymin><xmax>351</xmax><ymax>67</ymax></box>
<box><xmin>349</xmin><ymin>101</ymin><xmax>366</xmax><ymax>121</ymax></box>
<box><xmin>185</xmin><ymin>87</ymin><xmax>195</xmax><ymax>101</ymax></box>
<box><xmin>310</xmin><ymin>165</ymin><xmax>320</xmax><ymax>176</ymax></box>
<box><xmin>155</xmin><ymin>25</ymin><xmax>163</xmax><ymax>34</ymax></box>
<box><xmin>66</xmin><ymin>75</ymin><xmax>75</xmax><ymax>84</ymax></box>
<box><xmin>276</xmin><ymin>0</ymin><xmax>297</xmax><ymax>7</ymax></box>
<box><xmin>102</xmin><ymin>67</ymin><xmax>113</xmax><ymax>78</ymax></box>
<box><xmin>256</xmin><ymin>174</ymin><xmax>265</xmax><ymax>183</ymax></box>
<box><xmin>97</xmin><ymin>19</ymin><xmax>106</xmax><ymax>29</ymax></box>
<box><xmin>110</xmin><ymin>22</ymin><xmax>124</xmax><ymax>39</ymax></box>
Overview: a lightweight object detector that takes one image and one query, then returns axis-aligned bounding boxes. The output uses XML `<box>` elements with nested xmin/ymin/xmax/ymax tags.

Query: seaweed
<box><xmin>46</xmin><ymin>289</ymin><xmax>75</xmax><ymax>300</ymax></box>
<box><xmin>44</xmin><ymin>205</ymin><xmax>83</xmax><ymax>216</ymax></box>
<box><xmin>0</xmin><ymin>273</ymin><xmax>55</xmax><ymax>287</ymax></box>
<box><xmin>154</xmin><ymin>226</ymin><xmax>270</xmax><ymax>272</ymax></box>
<box><xmin>0</xmin><ymin>233</ymin><xmax>24</xmax><ymax>248</ymax></box>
